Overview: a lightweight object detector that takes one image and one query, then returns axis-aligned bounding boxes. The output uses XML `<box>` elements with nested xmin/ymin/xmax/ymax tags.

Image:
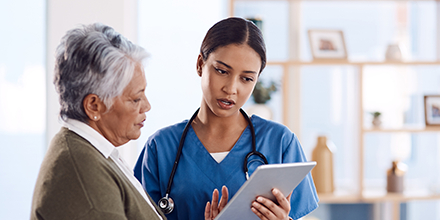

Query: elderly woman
<box><xmin>31</xmin><ymin>23</ymin><xmax>166</xmax><ymax>220</ymax></box>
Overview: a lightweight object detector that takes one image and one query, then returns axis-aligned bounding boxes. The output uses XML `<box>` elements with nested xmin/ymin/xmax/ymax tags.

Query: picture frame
<box><xmin>308</xmin><ymin>30</ymin><xmax>347</xmax><ymax>60</ymax></box>
<box><xmin>424</xmin><ymin>95</ymin><xmax>440</xmax><ymax>126</ymax></box>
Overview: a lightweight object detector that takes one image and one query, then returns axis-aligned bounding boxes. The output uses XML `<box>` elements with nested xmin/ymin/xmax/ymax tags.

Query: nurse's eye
<box><xmin>243</xmin><ymin>77</ymin><xmax>254</xmax><ymax>82</ymax></box>
<box><xmin>215</xmin><ymin>67</ymin><xmax>227</xmax><ymax>75</ymax></box>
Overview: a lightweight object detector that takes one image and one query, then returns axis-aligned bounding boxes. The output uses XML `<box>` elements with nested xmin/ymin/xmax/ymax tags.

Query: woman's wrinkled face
<box><xmin>197</xmin><ymin>44</ymin><xmax>261</xmax><ymax>118</ymax></box>
<box><xmin>99</xmin><ymin>65</ymin><xmax>151</xmax><ymax>146</ymax></box>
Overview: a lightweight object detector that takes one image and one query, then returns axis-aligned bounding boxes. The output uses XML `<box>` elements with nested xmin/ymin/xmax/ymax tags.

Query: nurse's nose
<box><xmin>222</xmin><ymin>76</ymin><xmax>238</xmax><ymax>95</ymax></box>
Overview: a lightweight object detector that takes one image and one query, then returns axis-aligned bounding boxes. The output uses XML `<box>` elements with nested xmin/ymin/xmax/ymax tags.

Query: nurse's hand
<box><xmin>251</xmin><ymin>188</ymin><xmax>292</xmax><ymax>220</ymax></box>
<box><xmin>204</xmin><ymin>185</ymin><xmax>229</xmax><ymax>220</ymax></box>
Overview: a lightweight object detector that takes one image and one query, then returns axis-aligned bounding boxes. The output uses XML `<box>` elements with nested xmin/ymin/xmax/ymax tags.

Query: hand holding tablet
<box><xmin>214</xmin><ymin>161</ymin><xmax>317</xmax><ymax>220</ymax></box>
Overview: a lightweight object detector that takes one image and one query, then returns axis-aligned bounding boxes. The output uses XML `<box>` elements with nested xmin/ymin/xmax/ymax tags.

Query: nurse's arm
<box><xmin>204</xmin><ymin>185</ymin><xmax>229</xmax><ymax>220</ymax></box>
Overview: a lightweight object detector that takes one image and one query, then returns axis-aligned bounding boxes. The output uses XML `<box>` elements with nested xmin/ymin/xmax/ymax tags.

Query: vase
<box><xmin>245</xmin><ymin>104</ymin><xmax>272</xmax><ymax>120</ymax></box>
<box><xmin>311</xmin><ymin>136</ymin><xmax>335</xmax><ymax>194</ymax></box>
<box><xmin>387</xmin><ymin>161</ymin><xmax>406</xmax><ymax>193</ymax></box>
<box><xmin>385</xmin><ymin>44</ymin><xmax>402</xmax><ymax>61</ymax></box>
<box><xmin>372</xmin><ymin>116</ymin><xmax>382</xmax><ymax>127</ymax></box>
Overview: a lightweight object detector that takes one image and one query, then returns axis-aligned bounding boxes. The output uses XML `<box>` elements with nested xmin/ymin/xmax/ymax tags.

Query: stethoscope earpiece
<box><xmin>158</xmin><ymin>196</ymin><xmax>174</xmax><ymax>215</ymax></box>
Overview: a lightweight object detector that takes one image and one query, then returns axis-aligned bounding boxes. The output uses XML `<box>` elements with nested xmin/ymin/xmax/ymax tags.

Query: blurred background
<box><xmin>1</xmin><ymin>0</ymin><xmax>440</xmax><ymax>219</ymax></box>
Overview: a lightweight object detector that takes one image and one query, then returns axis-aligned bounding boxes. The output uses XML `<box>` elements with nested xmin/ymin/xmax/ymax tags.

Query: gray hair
<box><xmin>54</xmin><ymin>23</ymin><xmax>148</xmax><ymax>123</ymax></box>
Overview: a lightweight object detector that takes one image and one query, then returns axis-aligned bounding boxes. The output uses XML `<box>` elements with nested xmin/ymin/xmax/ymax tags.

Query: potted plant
<box><xmin>252</xmin><ymin>80</ymin><xmax>277</xmax><ymax>104</ymax></box>
<box><xmin>371</xmin><ymin>111</ymin><xmax>382</xmax><ymax>127</ymax></box>
<box><xmin>246</xmin><ymin>80</ymin><xmax>278</xmax><ymax>119</ymax></box>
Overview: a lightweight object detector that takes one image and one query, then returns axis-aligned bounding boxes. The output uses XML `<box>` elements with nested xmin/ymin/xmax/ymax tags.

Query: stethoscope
<box><xmin>158</xmin><ymin>108</ymin><xmax>268</xmax><ymax>214</ymax></box>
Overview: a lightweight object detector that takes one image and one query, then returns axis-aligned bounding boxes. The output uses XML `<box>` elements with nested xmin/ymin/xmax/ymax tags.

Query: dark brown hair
<box><xmin>200</xmin><ymin>17</ymin><xmax>266</xmax><ymax>74</ymax></box>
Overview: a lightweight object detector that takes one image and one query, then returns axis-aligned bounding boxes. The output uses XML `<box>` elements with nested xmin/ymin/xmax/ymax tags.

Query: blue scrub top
<box><xmin>134</xmin><ymin>115</ymin><xmax>319</xmax><ymax>220</ymax></box>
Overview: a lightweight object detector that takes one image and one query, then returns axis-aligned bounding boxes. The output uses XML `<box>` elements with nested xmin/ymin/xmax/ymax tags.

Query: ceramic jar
<box><xmin>311</xmin><ymin>136</ymin><xmax>335</xmax><ymax>194</ymax></box>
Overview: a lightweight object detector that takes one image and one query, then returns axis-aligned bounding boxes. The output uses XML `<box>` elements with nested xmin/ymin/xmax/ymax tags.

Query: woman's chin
<box><xmin>129</xmin><ymin>130</ymin><xmax>142</xmax><ymax>141</ymax></box>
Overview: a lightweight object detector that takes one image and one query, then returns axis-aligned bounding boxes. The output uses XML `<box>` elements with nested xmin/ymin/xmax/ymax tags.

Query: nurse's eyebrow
<box><xmin>216</xmin><ymin>60</ymin><xmax>258</xmax><ymax>74</ymax></box>
<box><xmin>216</xmin><ymin>60</ymin><xmax>232</xmax><ymax>69</ymax></box>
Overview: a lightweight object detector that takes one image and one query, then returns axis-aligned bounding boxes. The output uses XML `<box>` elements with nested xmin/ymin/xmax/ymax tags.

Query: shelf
<box><xmin>363</xmin><ymin>125</ymin><xmax>440</xmax><ymax>133</ymax></box>
<box><xmin>231</xmin><ymin>1</ymin><xmax>440</xmax><ymax>219</ymax></box>
<box><xmin>318</xmin><ymin>190</ymin><xmax>440</xmax><ymax>204</ymax></box>
<box><xmin>318</xmin><ymin>191</ymin><xmax>361</xmax><ymax>204</ymax></box>
<box><xmin>267</xmin><ymin>60</ymin><xmax>440</xmax><ymax>66</ymax></box>
<box><xmin>362</xmin><ymin>189</ymin><xmax>440</xmax><ymax>202</ymax></box>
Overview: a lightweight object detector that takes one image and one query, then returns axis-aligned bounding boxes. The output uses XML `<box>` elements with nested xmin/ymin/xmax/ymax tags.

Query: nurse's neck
<box><xmin>195</xmin><ymin>106</ymin><xmax>247</xmax><ymax>131</ymax></box>
<box><xmin>192</xmin><ymin>105</ymin><xmax>248</xmax><ymax>153</ymax></box>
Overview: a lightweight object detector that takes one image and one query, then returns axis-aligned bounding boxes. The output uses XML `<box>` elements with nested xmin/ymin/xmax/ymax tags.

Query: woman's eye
<box><xmin>243</xmin><ymin>77</ymin><xmax>254</xmax><ymax>82</ymax></box>
<box><xmin>133</xmin><ymin>98</ymin><xmax>141</xmax><ymax>103</ymax></box>
<box><xmin>215</xmin><ymin>68</ymin><xmax>227</xmax><ymax>74</ymax></box>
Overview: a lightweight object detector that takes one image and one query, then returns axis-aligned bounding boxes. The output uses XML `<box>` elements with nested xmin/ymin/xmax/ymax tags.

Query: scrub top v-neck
<box><xmin>134</xmin><ymin>115</ymin><xmax>319</xmax><ymax>220</ymax></box>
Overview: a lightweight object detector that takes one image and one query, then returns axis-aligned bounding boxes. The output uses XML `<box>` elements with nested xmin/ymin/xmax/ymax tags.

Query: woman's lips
<box><xmin>217</xmin><ymin>99</ymin><xmax>235</xmax><ymax>110</ymax></box>
<box><xmin>137</xmin><ymin>119</ymin><xmax>145</xmax><ymax>127</ymax></box>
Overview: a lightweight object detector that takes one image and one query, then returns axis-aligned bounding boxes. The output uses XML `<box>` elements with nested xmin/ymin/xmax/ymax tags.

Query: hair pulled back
<box><xmin>200</xmin><ymin>17</ymin><xmax>266</xmax><ymax>74</ymax></box>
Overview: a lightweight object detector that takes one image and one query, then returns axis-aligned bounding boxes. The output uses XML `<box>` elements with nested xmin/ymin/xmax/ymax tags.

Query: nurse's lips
<box><xmin>218</xmin><ymin>98</ymin><xmax>235</xmax><ymax>109</ymax></box>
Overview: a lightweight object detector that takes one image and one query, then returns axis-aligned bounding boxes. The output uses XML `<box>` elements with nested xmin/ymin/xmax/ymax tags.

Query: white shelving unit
<box><xmin>229</xmin><ymin>1</ymin><xmax>440</xmax><ymax>220</ymax></box>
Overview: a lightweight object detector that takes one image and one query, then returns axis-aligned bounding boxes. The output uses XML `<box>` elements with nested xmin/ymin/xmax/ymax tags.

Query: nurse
<box><xmin>134</xmin><ymin>17</ymin><xmax>319</xmax><ymax>220</ymax></box>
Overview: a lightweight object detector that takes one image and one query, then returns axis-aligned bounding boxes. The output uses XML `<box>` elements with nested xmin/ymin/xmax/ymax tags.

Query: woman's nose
<box><xmin>141</xmin><ymin>95</ymin><xmax>151</xmax><ymax>113</ymax></box>
<box><xmin>222</xmin><ymin>77</ymin><xmax>238</xmax><ymax>95</ymax></box>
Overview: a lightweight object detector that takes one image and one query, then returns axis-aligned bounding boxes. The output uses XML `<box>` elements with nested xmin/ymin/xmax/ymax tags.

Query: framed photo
<box><xmin>424</xmin><ymin>95</ymin><xmax>440</xmax><ymax>126</ymax></box>
<box><xmin>308</xmin><ymin>30</ymin><xmax>347</xmax><ymax>60</ymax></box>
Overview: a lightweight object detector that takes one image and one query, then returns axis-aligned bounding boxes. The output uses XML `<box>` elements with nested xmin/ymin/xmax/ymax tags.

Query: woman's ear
<box><xmin>196</xmin><ymin>54</ymin><xmax>204</xmax><ymax>77</ymax></box>
<box><xmin>83</xmin><ymin>94</ymin><xmax>105</xmax><ymax>121</ymax></box>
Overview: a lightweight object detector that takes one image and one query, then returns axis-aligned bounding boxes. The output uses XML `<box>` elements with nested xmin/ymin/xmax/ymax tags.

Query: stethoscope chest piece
<box><xmin>158</xmin><ymin>195</ymin><xmax>174</xmax><ymax>214</ymax></box>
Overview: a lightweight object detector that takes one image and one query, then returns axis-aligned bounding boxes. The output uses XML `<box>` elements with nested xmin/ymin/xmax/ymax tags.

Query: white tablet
<box><xmin>214</xmin><ymin>161</ymin><xmax>316</xmax><ymax>220</ymax></box>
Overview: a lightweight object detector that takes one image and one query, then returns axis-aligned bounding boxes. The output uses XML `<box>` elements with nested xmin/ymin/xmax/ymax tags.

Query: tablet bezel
<box><xmin>214</xmin><ymin>161</ymin><xmax>316</xmax><ymax>220</ymax></box>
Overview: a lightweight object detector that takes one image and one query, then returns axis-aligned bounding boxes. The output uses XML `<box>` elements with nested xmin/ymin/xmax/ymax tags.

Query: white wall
<box><xmin>136</xmin><ymin>0</ymin><xmax>227</xmax><ymax>157</ymax></box>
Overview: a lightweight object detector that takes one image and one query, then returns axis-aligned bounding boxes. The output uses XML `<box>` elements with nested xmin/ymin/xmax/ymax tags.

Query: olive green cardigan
<box><xmin>31</xmin><ymin>127</ymin><xmax>167</xmax><ymax>220</ymax></box>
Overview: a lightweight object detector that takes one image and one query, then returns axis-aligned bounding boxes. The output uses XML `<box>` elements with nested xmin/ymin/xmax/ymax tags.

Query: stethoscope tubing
<box><xmin>164</xmin><ymin>108</ymin><xmax>200</xmax><ymax>196</ymax></box>
<box><xmin>160</xmin><ymin>108</ymin><xmax>268</xmax><ymax>214</ymax></box>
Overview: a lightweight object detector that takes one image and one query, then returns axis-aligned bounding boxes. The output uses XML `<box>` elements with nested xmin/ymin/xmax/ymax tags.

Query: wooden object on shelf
<box><xmin>311</xmin><ymin>136</ymin><xmax>335</xmax><ymax>194</ymax></box>
<box><xmin>386</xmin><ymin>161</ymin><xmax>407</xmax><ymax>193</ymax></box>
